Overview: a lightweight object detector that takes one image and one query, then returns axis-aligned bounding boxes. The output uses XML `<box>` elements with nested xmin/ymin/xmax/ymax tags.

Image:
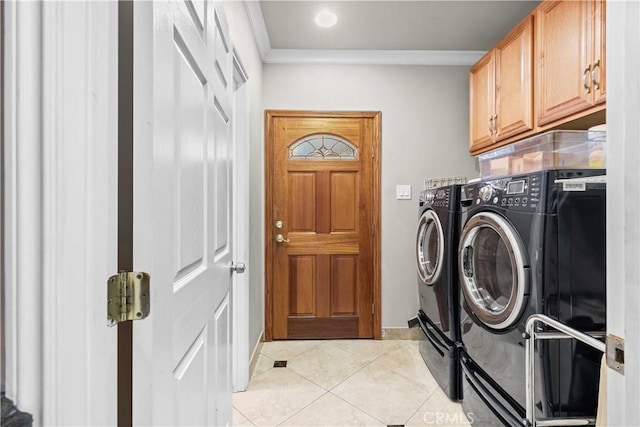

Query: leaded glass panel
<box><xmin>288</xmin><ymin>134</ymin><xmax>358</xmax><ymax>160</ymax></box>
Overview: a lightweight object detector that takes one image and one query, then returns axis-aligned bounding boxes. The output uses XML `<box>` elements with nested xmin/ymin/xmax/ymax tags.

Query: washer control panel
<box><xmin>461</xmin><ymin>174</ymin><xmax>542</xmax><ymax>211</ymax></box>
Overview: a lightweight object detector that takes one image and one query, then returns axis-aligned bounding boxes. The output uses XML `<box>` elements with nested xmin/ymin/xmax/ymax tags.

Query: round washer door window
<box><xmin>416</xmin><ymin>209</ymin><xmax>445</xmax><ymax>285</ymax></box>
<box><xmin>458</xmin><ymin>211</ymin><xmax>529</xmax><ymax>330</ymax></box>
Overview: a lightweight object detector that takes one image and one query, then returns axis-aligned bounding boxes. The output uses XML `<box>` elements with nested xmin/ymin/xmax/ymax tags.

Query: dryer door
<box><xmin>416</xmin><ymin>209</ymin><xmax>445</xmax><ymax>285</ymax></box>
<box><xmin>459</xmin><ymin>211</ymin><xmax>529</xmax><ymax>330</ymax></box>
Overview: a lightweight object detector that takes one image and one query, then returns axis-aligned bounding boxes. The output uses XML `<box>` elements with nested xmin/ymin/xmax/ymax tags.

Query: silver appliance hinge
<box><xmin>107</xmin><ymin>271</ymin><xmax>150</xmax><ymax>326</ymax></box>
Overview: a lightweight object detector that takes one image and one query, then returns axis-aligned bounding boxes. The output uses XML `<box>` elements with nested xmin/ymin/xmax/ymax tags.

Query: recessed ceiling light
<box><xmin>315</xmin><ymin>9</ymin><xmax>337</xmax><ymax>28</ymax></box>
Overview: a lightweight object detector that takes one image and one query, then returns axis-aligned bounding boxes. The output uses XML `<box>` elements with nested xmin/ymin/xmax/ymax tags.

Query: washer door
<box><xmin>459</xmin><ymin>211</ymin><xmax>529</xmax><ymax>330</ymax></box>
<box><xmin>416</xmin><ymin>209</ymin><xmax>445</xmax><ymax>285</ymax></box>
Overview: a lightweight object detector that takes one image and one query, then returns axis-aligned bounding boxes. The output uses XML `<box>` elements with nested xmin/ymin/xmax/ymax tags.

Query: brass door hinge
<box><xmin>107</xmin><ymin>271</ymin><xmax>150</xmax><ymax>326</ymax></box>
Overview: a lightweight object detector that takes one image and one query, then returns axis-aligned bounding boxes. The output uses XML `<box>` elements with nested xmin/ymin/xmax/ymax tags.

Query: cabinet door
<box><xmin>592</xmin><ymin>0</ymin><xmax>606</xmax><ymax>105</ymax></box>
<box><xmin>469</xmin><ymin>51</ymin><xmax>495</xmax><ymax>152</ymax></box>
<box><xmin>495</xmin><ymin>15</ymin><xmax>533</xmax><ymax>141</ymax></box>
<box><xmin>536</xmin><ymin>0</ymin><xmax>594</xmax><ymax>126</ymax></box>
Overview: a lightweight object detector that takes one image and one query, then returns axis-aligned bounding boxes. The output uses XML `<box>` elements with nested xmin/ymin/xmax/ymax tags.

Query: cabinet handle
<box><xmin>592</xmin><ymin>60</ymin><xmax>600</xmax><ymax>91</ymax></box>
<box><xmin>493</xmin><ymin>115</ymin><xmax>498</xmax><ymax>136</ymax></box>
<box><xmin>488</xmin><ymin>116</ymin><xmax>494</xmax><ymax>136</ymax></box>
<box><xmin>583</xmin><ymin>65</ymin><xmax>592</xmax><ymax>94</ymax></box>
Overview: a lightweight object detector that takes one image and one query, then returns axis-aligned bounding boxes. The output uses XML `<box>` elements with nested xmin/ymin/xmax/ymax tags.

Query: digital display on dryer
<box><xmin>507</xmin><ymin>179</ymin><xmax>526</xmax><ymax>195</ymax></box>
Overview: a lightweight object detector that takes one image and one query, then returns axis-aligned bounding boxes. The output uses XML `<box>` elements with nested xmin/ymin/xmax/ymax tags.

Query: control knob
<box><xmin>479</xmin><ymin>185</ymin><xmax>494</xmax><ymax>203</ymax></box>
<box><xmin>424</xmin><ymin>192</ymin><xmax>435</xmax><ymax>204</ymax></box>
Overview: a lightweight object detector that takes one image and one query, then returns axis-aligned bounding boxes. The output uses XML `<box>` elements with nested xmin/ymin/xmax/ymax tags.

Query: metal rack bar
<box><xmin>525</xmin><ymin>314</ymin><xmax>606</xmax><ymax>427</ymax></box>
<box><xmin>534</xmin><ymin>331</ymin><xmax>606</xmax><ymax>341</ymax></box>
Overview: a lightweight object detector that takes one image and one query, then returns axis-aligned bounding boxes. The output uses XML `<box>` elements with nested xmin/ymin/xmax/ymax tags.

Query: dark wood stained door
<box><xmin>266</xmin><ymin>111</ymin><xmax>381</xmax><ymax>340</ymax></box>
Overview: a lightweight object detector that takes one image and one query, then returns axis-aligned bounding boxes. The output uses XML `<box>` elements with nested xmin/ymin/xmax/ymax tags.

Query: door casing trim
<box><xmin>3</xmin><ymin>2</ymin><xmax>119</xmax><ymax>424</ymax></box>
<box><xmin>264</xmin><ymin>110</ymin><xmax>382</xmax><ymax>341</ymax></box>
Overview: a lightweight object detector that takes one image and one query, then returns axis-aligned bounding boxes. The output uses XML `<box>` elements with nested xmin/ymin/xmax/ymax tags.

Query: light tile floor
<box><xmin>233</xmin><ymin>340</ymin><xmax>471</xmax><ymax>426</ymax></box>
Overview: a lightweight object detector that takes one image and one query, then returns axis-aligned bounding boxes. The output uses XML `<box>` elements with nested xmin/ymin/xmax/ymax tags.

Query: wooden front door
<box><xmin>265</xmin><ymin>111</ymin><xmax>381</xmax><ymax>340</ymax></box>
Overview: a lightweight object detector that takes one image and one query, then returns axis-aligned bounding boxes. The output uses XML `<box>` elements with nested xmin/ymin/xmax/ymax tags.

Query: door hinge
<box><xmin>372</xmin><ymin>302</ymin><xmax>375</xmax><ymax>315</ymax></box>
<box><xmin>371</xmin><ymin>223</ymin><xmax>375</xmax><ymax>236</ymax></box>
<box><xmin>107</xmin><ymin>271</ymin><xmax>150</xmax><ymax>326</ymax></box>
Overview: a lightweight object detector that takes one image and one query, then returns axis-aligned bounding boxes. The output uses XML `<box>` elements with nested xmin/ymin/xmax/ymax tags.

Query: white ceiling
<box><xmin>246</xmin><ymin>0</ymin><xmax>540</xmax><ymax>65</ymax></box>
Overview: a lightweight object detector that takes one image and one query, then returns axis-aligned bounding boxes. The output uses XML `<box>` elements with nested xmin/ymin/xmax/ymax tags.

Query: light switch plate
<box><xmin>396</xmin><ymin>184</ymin><xmax>412</xmax><ymax>200</ymax></box>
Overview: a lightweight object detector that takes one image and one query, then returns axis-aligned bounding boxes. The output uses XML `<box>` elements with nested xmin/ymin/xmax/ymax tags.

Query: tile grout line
<box><xmin>261</xmin><ymin>340</ymin><xmax>330</xmax><ymax>363</ymax></box>
<box><xmin>271</xmin><ymin>340</ymin><xmax>401</xmax><ymax>425</ymax></box>
<box><xmin>277</xmin><ymin>346</ymin><xmax>385</xmax><ymax>426</ymax></box>
<box><xmin>236</xmin><ymin>367</ymin><xmax>327</xmax><ymax>427</ymax></box>
<box><xmin>325</xmin><ymin>351</ymin><xmax>381</xmax><ymax>392</ymax></box>
<box><xmin>328</xmin><ymin>341</ymin><xmax>439</xmax><ymax>425</ymax></box>
<box><xmin>232</xmin><ymin>404</ymin><xmax>257</xmax><ymax>427</ymax></box>
<box><xmin>402</xmin><ymin>391</ymin><xmax>434</xmax><ymax>426</ymax></box>
<box><xmin>274</xmin><ymin>388</ymin><xmax>330</xmax><ymax>426</ymax></box>
<box><xmin>237</xmin><ymin>340</ymin><xmax>355</xmax><ymax>425</ymax></box>
<box><xmin>244</xmin><ymin>364</ymin><xmax>273</xmax><ymax>383</ymax></box>
<box><xmin>284</xmin><ymin>341</ymin><xmax>392</xmax><ymax>392</ymax></box>
<box><xmin>238</xmin><ymin>340</ymin><xmax>440</xmax><ymax>426</ymax></box>
<box><xmin>375</xmin><ymin>342</ymin><xmax>441</xmax><ymax>391</ymax></box>
<box><xmin>272</xmin><ymin>340</ymin><xmax>422</xmax><ymax>385</ymax></box>
<box><xmin>323</xmin><ymin>340</ymin><xmax>410</xmax><ymax>392</ymax></box>
<box><xmin>325</xmin><ymin>341</ymin><xmax>419</xmax><ymax>423</ymax></box>
<box><xmin>326</xmin><ymin>390</ymin><xmax>389</xmax><ymax>426</ymax></box>
<box><xmin>243</xmin><ymin>352</ymin><xmax>276</xmax><ymax>383</ymax></box>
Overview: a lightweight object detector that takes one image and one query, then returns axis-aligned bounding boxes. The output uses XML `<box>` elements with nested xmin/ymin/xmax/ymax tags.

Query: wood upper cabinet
<box><xmin>469</xmin><ymin>51</ymin><xmax>495</xmax><ymax>151</ymax></box>
<box><xmin>495</xmin><ymin>16</ymin><xmax>534</xmax><ymax>141</ymax></box>
<box><xmin>592</xmin><ymin>0</ymin><xmax>606</xmax><ymax>105</ymax></box>
<box><xmin>469</xmin><ymin>16</ymin><xmax>533</xmax><ymax>153</ymax></box>
<box><xmin>535</xmin><ymin>0</ymin><xmax>606</xmax><ymax>126</ymax></box>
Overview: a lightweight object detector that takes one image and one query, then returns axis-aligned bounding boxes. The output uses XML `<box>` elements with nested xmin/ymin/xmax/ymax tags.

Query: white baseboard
<box><xmin>248</xmin><ymin>330</ymin><xmax>264</xmax><ymax>379</ymax></box>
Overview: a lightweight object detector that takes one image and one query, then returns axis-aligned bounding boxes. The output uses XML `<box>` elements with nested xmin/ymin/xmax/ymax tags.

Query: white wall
<box><xmin>225</xmin><ymin>1</ymin><xmax>265</xmax><ymax>352</ymax></box>
<box><xmin>262</xmin><ymin>64</ymin><xmax>477</xmax><ymax>327</ymax></box>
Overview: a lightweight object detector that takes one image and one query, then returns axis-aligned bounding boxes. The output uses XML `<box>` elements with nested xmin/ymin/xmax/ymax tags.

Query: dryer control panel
<box><xmin>419</xmin><ymin>186</ymin><xmax>454</xmax><ymax>209</ymax></box>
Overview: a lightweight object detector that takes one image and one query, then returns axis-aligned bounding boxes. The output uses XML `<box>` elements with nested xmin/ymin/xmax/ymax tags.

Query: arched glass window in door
<box><xmin>288</xmin><ymin>134</ymin><xmax>358</xmax><ymax>160</ymax></box>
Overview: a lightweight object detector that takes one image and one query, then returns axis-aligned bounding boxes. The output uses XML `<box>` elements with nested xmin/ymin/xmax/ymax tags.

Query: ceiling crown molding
<box><xmin>243</xmin><ymin>0</ymin><xmax>272</xmax><ymax>59</ymax></box>
<box><xmin>242</xmin><ymin>1</ymin><xmax>485</xmax><ymax>66</ymax></box>
<box><xmin>266</xmin><ymin>49</ymin><xmax>485</xmax><ymax>66</ymax></box>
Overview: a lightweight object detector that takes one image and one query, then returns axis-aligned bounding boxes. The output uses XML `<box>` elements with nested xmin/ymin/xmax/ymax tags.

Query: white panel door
<box><xmin>133</xmin><ymin>1</ymin><xmax>234</xmax><ymax>425</ymax></box>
